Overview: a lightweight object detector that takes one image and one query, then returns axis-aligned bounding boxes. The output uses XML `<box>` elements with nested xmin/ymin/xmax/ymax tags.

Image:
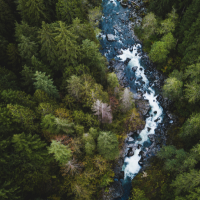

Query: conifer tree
<box><xmin>107</xmin><ymin>72</ymin><xmax>119</xmax><ymax>88</ymax></box>
<box><xmin>67</xmin><ymin>75</ymin><xmax>83</xmax><ymax>100</ymax></box>
<box><xmin>33</xmin><ymin>71</ymin><xmax>60</xmax><ymax>99</ymax></box>
<box><xmin>38</xmin><ymin>21</ymin><xmax>58</xmax><ymax>66</ymax></box>
<box><xmin>17</xmin><ymin>0</ymin><xmax>49</xmax><ymax>26</ymax></box>
<box><xmin>83</xmin><ymin>133</ymin><xmax>96</xmax><ymax>155</ymax></box>
<box><xmin>18</xmin><ymin>35</ymin><xmax>38</xmax><ymax>63</ymax></box>
<box><xmin>56</xmin><ymin>0</ymin><xmax>84</xmax><ymax>25</ymax></box>
<box><xmin>7</xmin><ymin>104</ymin><xmax>37</xmax><ymax>132</ymax></box>
<box><xmin>97</xmin><ymin>131</ymin><xmax>119</xmax><ymax>160</ymax></box>
<box><xmin>11</xmin><ymin>132</ymin><xmax>52</xmax><ymax>192</ymax></box>
<box><xmin>54</xmin><ymin>21</ymin><xmax>79</xmax><ymax>70</ymax></box>
<box><xmin>48</xmin><ymin>140</ymin><xmax>71</xmax><ymax>165</ymax></box>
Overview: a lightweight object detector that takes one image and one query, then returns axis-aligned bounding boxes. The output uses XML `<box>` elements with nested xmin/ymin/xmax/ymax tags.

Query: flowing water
<box><xmin>99</xmin><ymin>0</ymin><xmax>168</xmax><ymax>199</ymax></box>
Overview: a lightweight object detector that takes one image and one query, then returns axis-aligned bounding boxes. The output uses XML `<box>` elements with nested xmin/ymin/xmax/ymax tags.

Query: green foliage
<box><xmin>73</xmin><ymin>110</ymin><xmax>99</xmax><ymax>129</ymax></box>
<box><xmin>1</xmin><ymin>89</ymin><xmax>36</xmax><ymax>108</ymax></box>
<box><xmin>180</xmin><ymin>113</ymin><xmax>200</xmax><ymax>138</ymax></box>
<box><xmin>67</xmin><ymin>75</ymin><xmax>82</xmax><ymax>100</ymax></box>
<box><xmin>54</xmin><ymin>21</ymin><xmax>79</xmax><ymax>70</ymax></box>
<box><xmin>107</xmin><ymin>72</ymin><xmax>119</xmax><ymax>88</ymax></box>
<box><xmin>48</xmin><ymin>140</ymin><xmax>71</xmax><ymax>165</ymax></box>
<box><xmin>89</xmin><ymin>127</ymin><xmax>99</xmax><ymax>140</ymax></box>
<box><xmin>11</xmin><ymin>132</ymin><xmax>52</xmax><ymax>192</ymax></box>
<box><xmin>149</xmin><ymin>32</ymin><xmax>176</xmax><ymax>63</ymax></box>
<box><xmin>80</xmin><ymin>39</ymin><xmax>107</xmax><ymax>81</ymax></box>
<box><xmin>70</xmin><ymin>18</ymin><xmax>98</xmax><ymax>45</ymax></box>
<box><xmin>17</xmin><ymin>0</ymin><xmax>49</xmax><ymax>26</ymax></box>
<box><xmin>0</xmin><ymin>67</ymin><xmax>19</xmax><ymax>92</ymax></box>
<box><xmin>7</xmin><ymin>104</ymin><xmax>37</xmax><ymax>132</ymax></box>
<box><xmin>162</xmin><ymin>70</ymin><xmax>183</xmax><ymax>100</ymax></box>
<box><xmin>83</xmin><ymin>133</ymin><xmax>96</xmax><ymax>155</ymax></box>
<box><xmin>141</xmin><ymin>12</ymin><xmax>157</xmax><ymax>40</ymax></box>
<box><xmin>157</xmin><ymin>145</ymin><xmax>189</xmax><ymax>173</ymax></box>
<box><xmin>56</xmin><ymin>0</ymin><xmax>85</xmax><ymax>25</ymax></box>
<box><xmin>18</xmin><ymin>35</ymin><xmax>38</xmax><ymax>63</ymax></box>
<box><xmin>129</xmin><ymin>188</ymin><xmax>148</xmax><ymax>200</ymax></box>
<box><xmin>88</xmin><ymin>6</ymin><xmax>102</xmax><ymax>35</ymax></box>
<box><xmin>33</xmin><ymin>71</ymin><xmax>60</xmax><ymax>99</ymax></box>
<box><xmin>97</xmin><ymin>131</ymin><xmax>119</xmax><ymax>160</ymax></box>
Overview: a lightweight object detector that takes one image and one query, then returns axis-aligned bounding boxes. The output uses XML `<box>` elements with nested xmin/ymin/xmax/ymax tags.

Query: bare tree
<box><xmin>120</xmin><ymin>88</ymin><xmax>134</xmax><ymax>113</ymax></box>
<box><xmin>92</xmin><ymin>99</ymin><xmax>112</xmax><ymax>123</ymax></box>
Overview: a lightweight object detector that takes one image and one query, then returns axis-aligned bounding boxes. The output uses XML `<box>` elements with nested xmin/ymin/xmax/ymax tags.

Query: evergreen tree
<box><xmin>83</xmin><ymin>133</ymin><xmax>96</xmax><ymax>155</ymax></box>
<box><xmin>11</xmin><ymin>132</ymin><xmax>52</xmax><ymax>193</ymax></box>
<box><xmin>56</xmin><ymin>0</ymin><xmax>84</xmax><ymax>25</ymax></box>
<box><xmin>97</xmin><ymin>131</ymin><xmax>119</xmax><ymax>160</ymax></box>
<box><xmin>67</xmin><ymin>75</ymin><xmax>83</xmax><ymax>100</ymax></box>
<box><xmin>48</xmin><ymin>140</ymin><xmax>71</xmax><ymax>165</ymax></box>
<box><xmin>162</xmin><ymin>70</ymin><xmax>183</xmax><ymax>100</ymax></box>
<box><xmin>38</xmin><ymin>21</ymin><xmax>58</xmax><ymax>67</ymax></box>
<box><xmin>54</xmin><ymin>21</ymin><xmax>79</xmax><ymax>70</ymax></box>
<box><xmin>17</xmin><ymin>0</ymin><xmax>49</xmax><ymax>26</ymax></box>
<box><xmin>141</xmin><ymin>12</ymin><xmax>157</xmax><ymax>39</ymax></box>
<box><xmin>7</xmin><ymin>104</ymin><xmax>37</xmax><ymax>132</ymax></box>
<box><xmin>107</xmin><ymin>72</ymin><xmax>119</xmax><ymax>88</ymax></box>
<box><xmin>33</xmin><ymin>71</ymin><xmax>60</xmax><ymax>99</ymax></box>
<box><xmin>18</xmin><ymin>35</ymin><xmax>38</xmax><ymax>63</ymax></box>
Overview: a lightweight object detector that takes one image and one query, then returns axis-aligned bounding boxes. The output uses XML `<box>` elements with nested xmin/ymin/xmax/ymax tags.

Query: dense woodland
<box><xmin>130</xmin><ymin>0</ymin><xmax>200</xmax><ymax>199</ymax></box>
<box><xmin>0</xmin><ymin>0</ymin><xmax>145</xmax><ymax>199</ymax></box>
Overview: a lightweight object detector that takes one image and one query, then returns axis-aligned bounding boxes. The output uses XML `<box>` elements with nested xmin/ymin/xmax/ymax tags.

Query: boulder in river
<box><xmin>135</xmin><ymin>99</ymin><xmax>150</xmax><ymax>116</ymax></box>
<box><xmin>106</xmin><ymin>34</ymin><xmax>116</xmax><ymax>41</ymax></box>
<box><xmin>132</xmin><ymin>66</ymin><xmax>138</xmax><ymax>72</ymax></box>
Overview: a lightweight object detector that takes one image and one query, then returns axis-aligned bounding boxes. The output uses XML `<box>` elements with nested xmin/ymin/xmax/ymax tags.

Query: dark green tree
<box><xmin>17</xmin><ymin>0</ymin><xmax>49</xmax><ymax>26</ymax></box>
<box><xmin>97</xmin><ymin>131</ymin><xmax>119</xmax><ymax>160</ymax></box>
<box><xmin>33</xmin><ymin>71</ymin><xmax>60</xmax><ymax>99</ymax></box>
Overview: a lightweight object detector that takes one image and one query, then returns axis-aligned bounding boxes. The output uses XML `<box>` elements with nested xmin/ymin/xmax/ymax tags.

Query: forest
<box><xmin>0</xmin><ymin>0</ymin><xmax>144</xmax><ymax>199</ymax></box>
<box><xmin>129</xmin><ymin>0</ymin><xmax>200</xmax><ymax>199</ymax></box>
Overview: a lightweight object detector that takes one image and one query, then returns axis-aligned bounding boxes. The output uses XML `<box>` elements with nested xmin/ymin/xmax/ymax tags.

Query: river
<box><xmin>99</xmin><ymin>0</ymin><xmax>172</xmax><ymax>199</ymax></box>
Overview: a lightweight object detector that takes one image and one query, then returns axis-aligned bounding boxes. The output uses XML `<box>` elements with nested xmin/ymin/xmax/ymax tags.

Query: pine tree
<box><xmin>33</xmin><ymin>71</ymin><xmax>60</xmax><ymax>99</ymax></box>
<box><xmin>18</xmin><ymin>35</ymin><xmax>38</xmax><ymax>63</ymax></box>
<box><xmin>11</xmin><ymin>132</ymin><xmax>52</xmax><ymax>192</ymax></box>
<box><xmin>107</xmin><ymin>72</ymin><xmax>119</xmax><ymax>88</ymax></box>
<box><xmin>47</xmin><ymin>140</ymin><xmax>71</xmax><ymax>165</ymax></box>
<box><xmin>38</xmin><ymin>21</ymin><xmax>58</xmax><ymax>66</ymax></box>
<box><xmin>162</xmin><ymin>70</ymin><xmax>183</xmax><ymax>100</ymax></box>
<box><xmin>67</xmin><ymin>75</ymin><xmax>82</xmax><ymax>100</ymax></box>
<box><xmin>97</xmin><ymin>131</ymin><xmax>119</xmax><ymax>160</ymax></box>
<box><xmin>17</xmin><ymin>0</ymin><xmax>49</xmax><ymax>26</ymax></box>
<box><xmin>141</xmin><ymin>12</ymin><xmax>157</xmax><ymax>39</ymax></box>
<box><xmin>83</xmin><ymin>133</ymin><xmax>96</xmax><ymax>155</ymax></box>
<box><xmin>56</xmin><ymin>0</ymin><xmax>84</xmax><ymax>25</ymax></box>
<box><xmin>7</xmin><ymin>104</ymin><xmax>37</xmax><ymax>132</ymax></box>
<box><xmin>6</xmin><ymin>43</ymin><xmax>21</xmax><ymax>68</ymax></box>
<box><xmin>54</xmin><ymin>21</ymin><xmax>79</xmax><ymax>70</ymax></box>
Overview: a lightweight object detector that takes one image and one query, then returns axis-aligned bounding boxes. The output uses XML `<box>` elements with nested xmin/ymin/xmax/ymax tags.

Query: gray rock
<box><xmin>102</xmin><ymin>181</ymin><xmax>123</xmax><ymax>200</ymax></box>
<box><xmin>135</xmin><ymin>99</ymin><xmax>150</xmax><ymax>115</ymax></box>
<box><xmin>107</xmin><ymin>34</ymin><xmax>116</xmax><ymax>41</ymax></box>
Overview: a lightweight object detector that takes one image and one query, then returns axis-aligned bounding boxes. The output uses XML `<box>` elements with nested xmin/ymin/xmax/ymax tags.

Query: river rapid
<box><xmin>99</xmin><ymin>0</ymin><xmax>173</xmax><ymax>199</ymax></box>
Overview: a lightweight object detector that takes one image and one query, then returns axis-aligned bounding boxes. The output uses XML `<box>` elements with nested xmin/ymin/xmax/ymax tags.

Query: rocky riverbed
<box><xmin>99</xmin><ymin>0</ymin><xmax>178</xmax><ymax>199</ymax></box>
